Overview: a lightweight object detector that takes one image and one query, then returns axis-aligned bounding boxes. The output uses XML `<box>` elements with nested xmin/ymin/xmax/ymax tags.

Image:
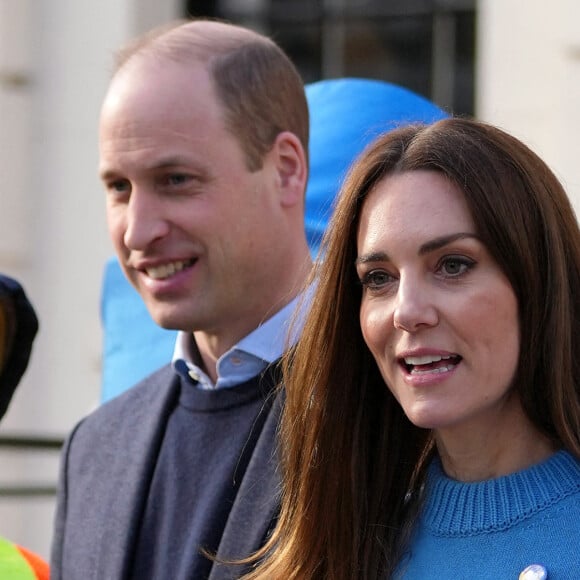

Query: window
<box><xmin>184</xmin><ymin>0</ymin><xmax>475</xmax><ymax>114</ymax></box>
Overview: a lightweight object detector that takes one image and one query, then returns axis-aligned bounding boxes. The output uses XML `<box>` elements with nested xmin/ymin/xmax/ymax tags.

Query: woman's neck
<box><xmin>435</xmin><ymin>396</ymin><xmax>557</xmax><ymax>482</ymax></box>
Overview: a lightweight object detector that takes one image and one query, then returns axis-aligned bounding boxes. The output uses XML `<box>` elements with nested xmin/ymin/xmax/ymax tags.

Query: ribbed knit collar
<box><xmin>422</xmin><ymin>450</ymin><xmax>580</xmax><ymax>536</ymax></box>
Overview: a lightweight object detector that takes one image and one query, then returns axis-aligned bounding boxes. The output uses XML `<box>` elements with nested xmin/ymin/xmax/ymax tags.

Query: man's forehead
<box><xmin>103</xmin><ymin>56</ymin><xmax>210</xmax><ymax>117</ymax></box>
<box><xmin>99</xmin><ymin>66</ymin><xmax>224</xmax><ymax>147</ymax></box>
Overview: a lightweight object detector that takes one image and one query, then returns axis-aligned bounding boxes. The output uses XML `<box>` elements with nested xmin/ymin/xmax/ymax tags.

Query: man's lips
<box><xmin>136</xmin><ymin>258</ymin><xmax>197</xmax><ymax>280</ymax></box>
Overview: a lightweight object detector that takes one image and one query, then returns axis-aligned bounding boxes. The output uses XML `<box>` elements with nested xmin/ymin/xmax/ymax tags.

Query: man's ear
<box><xmin>271</xmin><ymin>131</ymin><xmax>308</xmax><ymax>208</ymax></box>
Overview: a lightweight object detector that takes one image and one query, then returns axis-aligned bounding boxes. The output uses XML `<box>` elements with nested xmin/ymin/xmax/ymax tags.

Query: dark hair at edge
<box><xmin>241</xmin><ymin>117</ymin><xmax>580</xmax><ymax>579</ymax></box>
<box><xmin>112</xmin><ymin>18</ymin><xmax>309</xmax><ymax>173</ymax></box>
<box><xmin>209</xmin><ymin>33</ymin><xmax>309</xmax><ymax>172</ymax></box>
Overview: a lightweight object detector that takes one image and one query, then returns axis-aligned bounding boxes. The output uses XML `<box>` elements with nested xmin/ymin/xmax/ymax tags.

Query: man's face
<box><xmin>100</xmin><ymin>58</ymin><xmax>290</xmax><ymax>345</ymax></box>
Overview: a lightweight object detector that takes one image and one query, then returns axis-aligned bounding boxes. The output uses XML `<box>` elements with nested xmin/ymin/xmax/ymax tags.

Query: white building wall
<box><xmin>477</xmin><ymin>0</ymin><xmax>580</xmax><ymax>212</ymax></box>
<box><xmin>0</xmin><ymin>0</ymin><xmax>181</xmax><ymax>559</ymax></box>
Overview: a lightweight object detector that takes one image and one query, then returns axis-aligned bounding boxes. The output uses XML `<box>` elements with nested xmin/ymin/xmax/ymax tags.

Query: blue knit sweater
<box><xmin>396</xmin><ymin>450</ymin><xmax>580</xmax><ymax>579</ymax></box>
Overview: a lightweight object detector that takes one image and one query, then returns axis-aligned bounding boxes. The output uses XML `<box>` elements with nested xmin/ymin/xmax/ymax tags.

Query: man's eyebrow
<box><xmin>99</xmin><ymin>156</ymin><xmax>193</xmax><ymax>181</ymax></box>
<box><xmin>355</xmin><ymin>233</ymin><xmax>479</xmax><ymax>265</ymax></box>
<box><xmin>145</xmin><ymin>156</ymin><xmax>192</xmax><ymax>170</ymax></box>
<box><xmin>99</xmin><ymin>168</ymin><xmax>120</xmax><ymax>181</ymax></box>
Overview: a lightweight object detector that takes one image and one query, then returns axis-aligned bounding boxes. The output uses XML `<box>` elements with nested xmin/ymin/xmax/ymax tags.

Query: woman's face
<box><xmin>357</xmin><ymin>170</ymin><xmax>521</xmax><ymax>436</ymax></box>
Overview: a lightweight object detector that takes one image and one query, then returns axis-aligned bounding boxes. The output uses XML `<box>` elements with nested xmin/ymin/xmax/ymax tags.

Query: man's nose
<box><xmin>123</xmin><ymin>190</ymin><xmax>169</xmax><ymax>251</ymax></box>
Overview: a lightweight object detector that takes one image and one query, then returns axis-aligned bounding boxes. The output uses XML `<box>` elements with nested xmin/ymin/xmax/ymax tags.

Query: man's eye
<box><xmin>165</xmin><ymin>174</ymin><xmax>190</xmax><ymax>186</ymax></box>
<box><xmin>108</xmin><ymin>180</ymin><xmax>130</xmax><ymax>194</ymax></box>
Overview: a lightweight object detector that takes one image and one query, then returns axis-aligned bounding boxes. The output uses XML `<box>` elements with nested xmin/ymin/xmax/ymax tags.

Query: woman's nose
<box><xmin>393</xmin><ymin>276</ymin><xmax>439</xmax><ymax>332</ymax></box>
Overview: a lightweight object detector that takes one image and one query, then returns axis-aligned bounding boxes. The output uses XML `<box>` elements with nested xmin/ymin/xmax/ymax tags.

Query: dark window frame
<box><xmin>184</xmin><ymin>0</ymin><xmax>476</xmax><ymax>114</ymax></box>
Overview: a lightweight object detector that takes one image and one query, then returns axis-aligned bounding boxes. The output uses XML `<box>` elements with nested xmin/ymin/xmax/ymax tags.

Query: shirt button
<box><xmin>230</xmin><ymin>356</ymin><xmax>243</xmax><ymax>365</ymax></box>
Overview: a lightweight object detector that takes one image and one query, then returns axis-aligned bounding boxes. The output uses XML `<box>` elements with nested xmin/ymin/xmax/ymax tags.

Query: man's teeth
<box><xmin>404</xmin><ymin>354</ymin><xmax>455</xmax><ymax>365</ymax></box>
<box><xmin>146</xmin><ymin>260</ymin><xmax>191</xmax><ymax>280</ymax></box>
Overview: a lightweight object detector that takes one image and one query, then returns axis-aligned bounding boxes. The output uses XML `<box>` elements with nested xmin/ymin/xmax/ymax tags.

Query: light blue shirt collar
<box><xmin>172</xmin><ymin>290</ymin><xmax>309</xmax><ymax>389</ymax></box>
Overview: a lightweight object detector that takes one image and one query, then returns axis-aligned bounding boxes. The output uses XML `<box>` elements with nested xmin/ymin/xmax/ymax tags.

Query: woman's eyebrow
<box><xmin>418</xmin><ymin>232</ymin><xmax>479</xmax><ymax>255</ymax></box>
<box><xmin>356</xmin><ymin>233</ymin><xmax>479</xmax><ymax>265</ymax></box>
<box><xmin>355</xmin><ymin>251</ymin><xmax>389</xmax><ymax>266</ymax></box>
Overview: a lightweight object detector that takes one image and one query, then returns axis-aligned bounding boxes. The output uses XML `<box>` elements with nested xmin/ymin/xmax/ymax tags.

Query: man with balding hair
<box><xmin>51</xmin><ymin>19</ymin><xmax>311</xmax><ymax>579</ymax></box>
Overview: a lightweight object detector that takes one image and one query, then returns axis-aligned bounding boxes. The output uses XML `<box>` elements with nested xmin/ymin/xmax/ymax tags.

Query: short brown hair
<box><xmin>112</xmin><ymin>19</ymin><xmax>309</xmax><ymax>172</ymax></box>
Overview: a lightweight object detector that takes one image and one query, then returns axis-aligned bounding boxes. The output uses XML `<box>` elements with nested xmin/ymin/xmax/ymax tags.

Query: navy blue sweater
<box><xmin>130</xmin><ymin>368</ymin><xmax>279</xmax><ymax>579</ymax></box>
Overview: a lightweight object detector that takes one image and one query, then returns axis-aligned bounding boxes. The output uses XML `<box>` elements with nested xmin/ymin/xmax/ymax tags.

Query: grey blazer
<box><xmin>51</xmin><ymin>365</ymin><xmax>282</xmax><ymax>579</ymax></box>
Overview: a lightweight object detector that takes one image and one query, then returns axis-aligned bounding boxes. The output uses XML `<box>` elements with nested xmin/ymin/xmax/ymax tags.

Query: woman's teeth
<box><xmin>402</xmin><ymin>354</ymin><xmax>461</xmax><ymax>374</ymax></box>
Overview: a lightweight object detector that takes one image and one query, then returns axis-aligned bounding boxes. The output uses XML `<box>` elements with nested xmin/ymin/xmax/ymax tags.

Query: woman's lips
<box><xmin>399</xmin><ymin>353</ymin><xmax>462</xmax><ymax>375</ymax></box>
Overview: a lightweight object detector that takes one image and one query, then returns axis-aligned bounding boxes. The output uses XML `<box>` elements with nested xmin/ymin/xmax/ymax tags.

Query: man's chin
<box><xmin>147</xmin><ymin>308</ymin><xmax>190</xmax><ymax>332</ymax></box>
<box><xmin>149</xmin><ymin>306</ymin><xmax>205</xmax><ymax>333</ymax></box>
<box><xmin>153</xmin><ymin>318</ymin><xmax>187</xmax><ymax>332</ymax></box>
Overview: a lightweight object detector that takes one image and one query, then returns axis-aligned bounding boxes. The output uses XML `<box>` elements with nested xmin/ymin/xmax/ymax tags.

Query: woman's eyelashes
<box><xmin>358</xmin><ymin>268</ymin><xmax>396</xmax><ymax>292</ymax></box>
<box><xmin>436</xmin><ymin>255</ymin><xmax>476</xmax><ymax>278</ymax></box>
<box><xmin>357</xmin><ymin>254</ymin><xmax>477</xmax><ymax>293</ymax></box>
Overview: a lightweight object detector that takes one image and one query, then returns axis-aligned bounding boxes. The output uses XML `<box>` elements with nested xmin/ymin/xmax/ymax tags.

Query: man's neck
<box><xmin>192</xmin><ymin>332</ymin><xmax>223</xmax><ymax>384</ymax></box>
<box><xmin>192</xmin><ymin>252</ymin><xmax>313</xmax><ymax>383</ymax></box>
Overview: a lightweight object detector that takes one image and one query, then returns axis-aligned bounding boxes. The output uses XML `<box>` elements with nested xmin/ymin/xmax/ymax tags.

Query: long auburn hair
<box><xmin>245</xmin><ymin>118</ymin><xmax>580</xmax><ymax>579</ymax></box>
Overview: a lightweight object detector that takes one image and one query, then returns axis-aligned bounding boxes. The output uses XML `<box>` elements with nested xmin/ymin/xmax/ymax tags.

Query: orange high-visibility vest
<box><xmin>0</xmin><ymin>537</ymin><xmax>49</xmax><ymax>579</ymax></box>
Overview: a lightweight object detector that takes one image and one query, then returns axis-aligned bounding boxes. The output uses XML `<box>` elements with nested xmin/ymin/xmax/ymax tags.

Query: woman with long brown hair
<box><xmin>245</xmin><ymin>118</ymin><xmax>580</xmax><ymax>579</ymax></box>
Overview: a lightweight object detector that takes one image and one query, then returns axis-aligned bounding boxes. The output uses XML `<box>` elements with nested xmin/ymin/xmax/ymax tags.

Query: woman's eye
<box><xmin>360</xmin><ymin>270</ymin><xmax>395</xmax><ymax>289</ymax></box>
<box><xmin>439</xmin><ymin>256</ymin><xmax>474</xmax><ymax>277</ymax></box>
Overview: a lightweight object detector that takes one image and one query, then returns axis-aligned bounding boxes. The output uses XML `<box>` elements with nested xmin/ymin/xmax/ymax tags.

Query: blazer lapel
<box><xmin>209</xmin><ymin>390</ymin><xmax>283</xmax><ymax>579</ymax></box>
